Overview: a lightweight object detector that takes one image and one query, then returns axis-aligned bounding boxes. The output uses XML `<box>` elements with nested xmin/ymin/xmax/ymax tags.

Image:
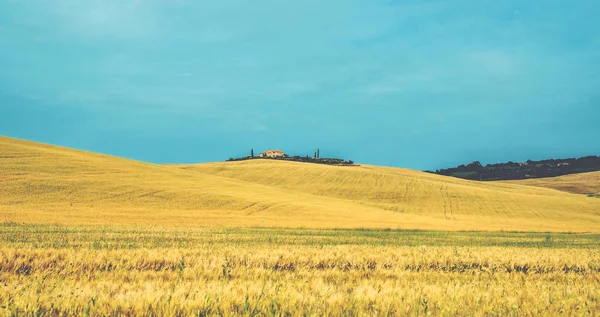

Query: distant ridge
<box><xmin>428</xmin><ymin>156</ymin><xmax>600</xmax><ymax>181</ymax></box>
<box><xmin>227</xmin><ymin>148</ymin><xmax>355</xmax><ymax>166</ymax></box>
<box><xmin>502</xmin><ymin>171</ymin><xmax>600</xmax><ymax>196</ymax></box>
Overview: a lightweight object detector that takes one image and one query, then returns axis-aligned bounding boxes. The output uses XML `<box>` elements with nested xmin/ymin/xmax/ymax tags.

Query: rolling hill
<box><xmin>2</xmin><ymin>136</ymin><xmax>600</xmax><ymax>232</ymax></box>
<box><xmin>502</xmin><ymin>172</ymin><xmax>600</xmax><ymax>196</ymax></box>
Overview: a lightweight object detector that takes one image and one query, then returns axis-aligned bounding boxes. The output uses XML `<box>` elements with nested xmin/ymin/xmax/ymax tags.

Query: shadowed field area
<box><xmin>502</xmin><ymin>171</ymin><xmax>600</xmax><ymax>196</ymax></box>
<box><xmin>2</xmin><ymin>136</ymin><xmax>600</xmax><ymax>232</ymax></box>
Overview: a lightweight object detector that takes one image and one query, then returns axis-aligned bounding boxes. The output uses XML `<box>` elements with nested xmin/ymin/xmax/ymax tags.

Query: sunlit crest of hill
<box><xmin>1</xmin><ymin>136</ymin><xmax>600</xmax><ymax>232</ymax></box>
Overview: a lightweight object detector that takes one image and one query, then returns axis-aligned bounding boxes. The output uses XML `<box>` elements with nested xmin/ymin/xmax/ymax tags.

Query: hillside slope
<box><xmin>173</xmin><ymin>160</ymin><xmax>600</xmax><ymax>232</ymax></box>
<box><xmin>501</xmin><ymin>172</ymin><xmax>600</xmax><ymax>196</ymax></box>
<box><xmin>2</xmin><ymin>136</ymin><xmax>600</xmax><ymax>231</ymax></box>
<box><xmin>1</xmin><ymin>136</ymin><xmax>422</xmax><ymax>228</ymax></box>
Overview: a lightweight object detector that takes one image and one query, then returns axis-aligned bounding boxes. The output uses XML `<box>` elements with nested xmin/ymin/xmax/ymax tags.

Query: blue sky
<box><xmin>1</xmin><ymin>0</ymin><xmax>599</xmax><ymax>170</ymax></box>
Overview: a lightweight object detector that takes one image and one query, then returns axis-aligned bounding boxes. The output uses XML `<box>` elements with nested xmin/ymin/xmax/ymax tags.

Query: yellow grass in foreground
<box><xmin>1</xmin><ymin>224</ymin><xmax>599</xmax><ymax>316</ymax></box>
<box><xmin>2</xmin><ymin>136</ymin><xmax>600</xmax><ymax>231</ymax></box>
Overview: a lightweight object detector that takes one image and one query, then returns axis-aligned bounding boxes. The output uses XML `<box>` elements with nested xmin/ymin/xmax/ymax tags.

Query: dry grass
<box><xmin>1</xmin><ymin>223</ymin><xmax>600</xmax><ymax>316</ymax></box>
<box><xmin>2</xmin><ymin>136</ymin><xmax>600</xmax><ymax>232</ymax></box>
<box><xmin>502</xmin><ymin>171</ymin><xmax>600</xmax><ymax>196</ymax></box>
<box><xmin>173</xmin><ymin>160</ymin><xmax>600</xmax><ymax>232</ymax></box>
<box><xmin>3</xmin><ymin>136</ymin><xmax>600</xmax><ymax>315</ymax></box>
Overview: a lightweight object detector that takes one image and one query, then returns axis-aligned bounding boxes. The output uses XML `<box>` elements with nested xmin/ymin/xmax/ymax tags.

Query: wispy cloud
<box><xmin>43</xmin><ymin>0</ymin><xmax>154</xmax><ymax>38</ymax></box>
<box><xmin>363</xmin><ymin>69</ymin><xmax>450</xmax><ymax>95</ymax></box>
<box><xmin>465</xmin><ymin>50</ymin><xmax>520</xmax><ymax>75</ymax></box>
<box><xmin>252</xmin><ymin>124</ymin><xmax>270</xmax><ymax>132</ymax></box>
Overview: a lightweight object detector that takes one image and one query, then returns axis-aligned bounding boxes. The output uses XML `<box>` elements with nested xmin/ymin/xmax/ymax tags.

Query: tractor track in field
<box><xmin>441</xmin><ymin>182</ymin><xmax>456</xmax><ymax>220</ymax></box>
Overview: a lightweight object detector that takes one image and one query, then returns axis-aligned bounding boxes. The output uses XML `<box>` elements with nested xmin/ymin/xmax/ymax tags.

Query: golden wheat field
<box><xmin>2</xmin><ymin>136</ymin><xmax>600</xmax><ymax>316</ymax></box>
<box><xmin>2</xmin><ymin>224</ymin><xmax>600</xmax><ymax>316</ymax></box>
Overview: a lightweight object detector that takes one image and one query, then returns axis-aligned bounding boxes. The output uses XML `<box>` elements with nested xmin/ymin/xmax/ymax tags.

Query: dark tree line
<box><xmin>426</xmin><ymin>156</ymin><xmax>600</xmax><ymax>181</ymax></box>
<box><xmin>227</xmin><ymin>155</ymin><xmax>354</xmax><ymax>166</ymax></box>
